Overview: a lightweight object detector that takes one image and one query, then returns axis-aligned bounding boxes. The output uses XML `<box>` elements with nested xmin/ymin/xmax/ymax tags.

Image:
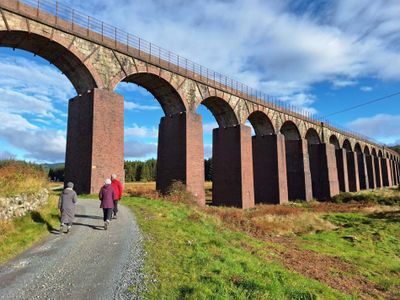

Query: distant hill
<box><xmin>389</xmin><ymin>145</ymin><xmax>400</xmax><ymax>155</ymax></box>
<box><xmin>41</xmin><ymin>163</ymin><xmax>65</xmax><ymax>172</ymax></box>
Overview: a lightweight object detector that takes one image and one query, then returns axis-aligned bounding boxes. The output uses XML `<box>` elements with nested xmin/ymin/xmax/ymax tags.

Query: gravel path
<box><xmin>0</xmin><ymin>199</ymin><xmax>145</xmax><ymax>300</ymax></box>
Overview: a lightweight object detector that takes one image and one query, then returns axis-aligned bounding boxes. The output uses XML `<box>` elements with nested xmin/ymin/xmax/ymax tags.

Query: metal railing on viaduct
<box><xmin>1</xmin><ymin>0</ymin><xmax>399</xmax><ymax>208</ymax></box>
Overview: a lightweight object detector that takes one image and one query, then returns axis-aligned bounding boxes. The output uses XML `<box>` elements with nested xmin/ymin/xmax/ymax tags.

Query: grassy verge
<box><xmin>123</xmin><ymin>197</ymin><xmax>349</xmax><ymax>299</ymax></box>
<box><xmin>0</xmin><ymin>194</ymin><xmax>59</xmax><ymax>264</ymax></box>
<box><xmin>301</xmin><ymin>211</ymin><xmax>400</xmax><ymax>297</ymax></box>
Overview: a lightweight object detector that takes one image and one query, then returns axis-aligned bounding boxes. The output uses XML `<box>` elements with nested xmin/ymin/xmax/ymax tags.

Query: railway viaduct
<box><xmin>1</xmin><ymin>0</ymin><xmax>399</xmax><ymax>208</ymax></box>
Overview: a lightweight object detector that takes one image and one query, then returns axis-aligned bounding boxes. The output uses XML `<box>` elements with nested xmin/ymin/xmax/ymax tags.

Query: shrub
<box><xmin>0</xmin><ymin>160</ymin><xmax>47</xmax><ymax>196</ymax></box>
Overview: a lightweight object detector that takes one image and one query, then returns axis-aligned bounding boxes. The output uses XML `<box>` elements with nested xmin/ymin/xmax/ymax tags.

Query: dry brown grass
<box><xmin>205</xmin><ymin>204</ymin><xmax>336</xmax><ymax>237</ymax></box>
<box><xmin>0</xmin><ymin>160</ymin><xmax>47</xmax><ymax>196</ymax></box>
<box><xmin>124</xmin><ymin>181</ymin><xmax>160</xmax><ymax>199</ymax></box>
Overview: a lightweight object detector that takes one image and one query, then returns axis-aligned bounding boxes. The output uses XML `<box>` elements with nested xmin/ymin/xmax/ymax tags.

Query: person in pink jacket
<box><xmin>98</xmin><ymin>178</ymin><xmax>115</xmax><ymax>230</ymax></box>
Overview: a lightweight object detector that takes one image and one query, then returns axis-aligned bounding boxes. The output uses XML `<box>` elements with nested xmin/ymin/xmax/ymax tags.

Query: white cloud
<box><xmin>0</xmin><ymin>112</ymin><xmax>38</xmax><ymax>130</ymax></box>
<box><xmin>331</xmin><ymin>79</ymin><xmax>357</xmax><ymax>88</ymax></box>
<box><xmin>125</xmin><ymin>124</ymin><xmax>158</xmax><ymax>138</ymax></box>
<box><xmin>347</xmin><ymin>114</ymin><xmax>400</xmax><ymax>141</ymax></box>
<box><xmin>125</xmin><ymin>140</ymin><xmax>157</xmax><ymax>158</ymax></box>
<box><xmin>204</xmin><ymin>144</ymin><xmax>212</xmax><ymax>158</ymax></box>
<box><xmin>0</xmin><ymin>54</ymin><xmax>75</xmax><ymax>102</ymax></box>
<box><xmin>203</xmin><ymin>122</ymin><xmax>218</xmax><ymax>134</ymax></box>
<box><xmin>360</xmin><ymin>86</ymin><xmax>373</xmax><ymax>92</ymax></box>
<box><xmin>124</xmin><ymin>101</ymin><xmax>160</xmax><ymax>111</ymax></box>
<box><xmin>72</xmin><ymin>0</ymin><xmax>400</xmax><ymax>112</ymax></box>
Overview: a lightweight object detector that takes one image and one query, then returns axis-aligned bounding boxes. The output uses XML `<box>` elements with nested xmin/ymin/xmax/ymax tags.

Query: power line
<box><xmin>322</xmin><ymin>91</ymin><xmax>400</xmax><ymax>118</ymax></box>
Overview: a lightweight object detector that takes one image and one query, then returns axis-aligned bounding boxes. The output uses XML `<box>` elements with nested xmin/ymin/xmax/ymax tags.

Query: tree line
<box><xmin>48</xmin><ymin>158</ymin><xmax>214</xmax><ymax>182</ymax></box>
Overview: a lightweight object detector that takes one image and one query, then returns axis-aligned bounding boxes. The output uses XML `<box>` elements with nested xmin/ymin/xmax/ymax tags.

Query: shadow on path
<box><xmin>75</xmin><ymin>214</ymin><xmax>102</xmax><ymax>220</ymax></box>
<box><xmin>72</xmin><ymin>222</ymin><xmax>104</xmax><ymax>230</ymax></box>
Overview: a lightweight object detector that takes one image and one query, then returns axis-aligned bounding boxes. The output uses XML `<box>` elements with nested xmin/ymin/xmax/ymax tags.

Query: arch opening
<box><xmin>121</xmin><ymin>73</ymin><xmax>186</xmax><ymax>116</ymax></box>
<box><xmin>364</xmin><ymin>146</ymin><xmax>370</xmax><ymax>155</ymax></box>
<box><xmin>305</xmin><ymin>128</ymin><xmax>321</xmax><ymax>145</ymax></box>
<box><xmin>201</xmin><ymin>97</ymin><xmax>239</xmax><ymax>128</ymax></box>
<box><xmin>343</xmin><ymin>139</ymin><xmax>352</xmax><ymax>152</ymax></box>
<box><xmin>247</xmin><ymin>111</ymin><xmax>274</xmax><ymax>136</ymax></box>
<box><xmin>371</xmin><ymin>148</ymin><xmax>377</xmax><ymax>157</ymax></box>
<box><xmin>329</xmin><ymin>135</ymin><xmax>340</xmax><ymax>150</ymax></box>
<box><xmin>280</xmin><ymin>121</ymin><xmax>301</xmax><ymax>140</ymax></box>
<box><xmin>0</xmin><ymin>30</ymin><xmax>98</xmax><ymax>93</ymax></box>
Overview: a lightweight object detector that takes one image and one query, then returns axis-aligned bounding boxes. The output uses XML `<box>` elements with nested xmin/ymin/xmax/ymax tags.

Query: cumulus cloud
<box><xmin>0</xmin><ymin>54</ymin><xmax>75</xmax><ymax>102</ymax></box>
<box><xmin>347</xmin><ymin>114</ymin><xmax>400</xmax><ymax>140</ymax></box>
<box><xmin>125</xmin><ymin>140</ymin><xmax>157</xmax><ymax>158</ymax></box>
<box><xmin>0</xmin><ymin>127</ymin><xmax>66</xmax><ymax>162</ymax></box>
<box><xmin>124</xmin><ymin>101</ymin><xmax>160</xmax><ymax>111</ymax></box>
<box><xmin>125</xmin><ymin>124</ymin><xmax>158</xmax><ymax>138</ymax></box>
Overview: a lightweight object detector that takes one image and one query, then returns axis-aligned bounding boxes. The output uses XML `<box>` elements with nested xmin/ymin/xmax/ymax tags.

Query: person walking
<box><xmin>58</xmin><ymin>182</ymin><xmax>78</xmax><ymax>234</ymax></box>
<box><xmin>99</xmin><ymin>178</ymin><xmax>115</xmax><ymax>230</ymax></box>
<box><xmin>111</xmin><ymin>174</ymin><xmax>123</xmax><ymax>219</ymax></box>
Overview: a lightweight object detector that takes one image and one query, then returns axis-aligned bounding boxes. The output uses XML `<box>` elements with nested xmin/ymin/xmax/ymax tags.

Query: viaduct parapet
<box><xmin>1</xmin><ymin>0</ymin><xmax>399</xmax><ymax>207</ymax></box>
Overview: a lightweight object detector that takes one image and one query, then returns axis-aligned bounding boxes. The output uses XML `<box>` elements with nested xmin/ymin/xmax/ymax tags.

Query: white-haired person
<box><xmin>111</xmin><ymin>174</ymin><xmax>123</xmax><ymax>219</ymax></box>
<box><xmin>98</xmin><ymin>178</ymin><xmax>115</xmax><ymax>230</ymax></box>
<box><xmin>58</xmin><ymin>182</ymin><xmax>78</xmax><ymax>234</ymax></box>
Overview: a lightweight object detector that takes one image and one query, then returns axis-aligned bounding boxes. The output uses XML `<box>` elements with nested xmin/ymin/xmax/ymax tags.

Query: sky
<box><xmin>1</xmin><ymin>0</ymin><xmax>400</xmax><ymax>163</ymax></box>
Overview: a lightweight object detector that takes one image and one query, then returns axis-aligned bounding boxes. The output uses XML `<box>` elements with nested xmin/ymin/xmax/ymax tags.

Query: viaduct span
<box><xmin>1</xmin><ymin>0</ymin><xmax>399</xmax><ymax>208</ymax></box>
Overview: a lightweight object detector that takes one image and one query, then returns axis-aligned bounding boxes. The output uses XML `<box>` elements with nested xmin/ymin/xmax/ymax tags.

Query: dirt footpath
<box><xmin>0</xmin><ymin>199</ymin><xmax>144</xmax><ymax>300</ymax></box>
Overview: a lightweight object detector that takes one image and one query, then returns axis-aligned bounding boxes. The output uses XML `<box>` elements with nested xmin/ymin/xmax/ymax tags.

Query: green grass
<box><xmin>0</xmin><ymin>194</ymin><xmax>60</xmax><ymax>264</ymax></box>
<box><xmin>123</xmin><ymin>197</ymin><xmax>350</xmax><ymax>299</ymax></box>
<box><xmin>301</xmin><ymin>211</ymin><xmax>400</xmax><ymax>297</ymax></box>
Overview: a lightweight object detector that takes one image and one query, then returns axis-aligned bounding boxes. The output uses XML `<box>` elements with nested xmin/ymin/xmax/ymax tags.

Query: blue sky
<box><xmin>1</xmin><ymin>0</ymin><xmax>400</xmax><ymax>162</ymax></box>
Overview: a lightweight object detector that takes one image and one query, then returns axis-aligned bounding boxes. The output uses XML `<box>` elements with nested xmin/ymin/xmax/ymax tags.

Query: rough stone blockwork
<box><xmin>0</xmin><ymin>189</ymin><xmax>49</xmax><ymax>220</ymax></box>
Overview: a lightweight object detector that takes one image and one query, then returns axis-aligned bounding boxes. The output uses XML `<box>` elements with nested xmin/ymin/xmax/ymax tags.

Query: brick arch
<box><xmin>354</xmin><ymin>143</ymin><xmax>362</xmax><ymax>154</ymax></box>
<box><xmin>247</xmin><ymin>111</ymin><xmax>275</xmax><ymax>136</ymax></box>
<box><xmin>364</xmin><ymin>145</ymin><xmax>371</xmax><ymax>155</ymax></box>
<box><xmin>329</xmin><ymin>135</ymin><xmax>340</xmax><ymax>149</ymax></box>
<box><xmin>200</xmin><ymin>96</ymin><xmax>239</xmax><ymax>127</ymax></box>
<box><xmin>343</xmin><ymin>139</ymin><xmax>352</xmax><ymax>152</ymax></box>
<box><xmin>281</xmin><ymin>121</ymin><xmax>301</xmax><ymax>140</ymax></box>
<box><xmin>0</xmin><ymin>30</ymin><xmax>102</xmax><ymax>93</ymax></box>
<box><xmin>110</xmin><ymin>66</ymin><xmax>188</xmax><ymax>115</ymax></box>
<box><xmin>305</xmin><ymin>128</ymin><xmax>321</xmax><ymax>145</ymax></box>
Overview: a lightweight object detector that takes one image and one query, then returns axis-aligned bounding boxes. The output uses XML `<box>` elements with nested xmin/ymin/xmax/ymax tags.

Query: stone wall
<box><xmin>0</xmin><ymin>189</ymin><xmax>49</xmax><ymax>220</ymax></box>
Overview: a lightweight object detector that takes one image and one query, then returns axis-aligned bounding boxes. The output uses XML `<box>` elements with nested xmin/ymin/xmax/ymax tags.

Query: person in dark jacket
<box><xmin>58</xmin><ymin>182</ymin><xmax>78</xmax><ymax>233</ymax></box>
<box><xmin>111</xmin><ymin>174</ymin><xmax>123</xmax><ymax>219</ymax></box>
<box><xmin>99</xmin><ymin>178</ymin><xmax>115</xmax><ymax>230</ymax></box>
